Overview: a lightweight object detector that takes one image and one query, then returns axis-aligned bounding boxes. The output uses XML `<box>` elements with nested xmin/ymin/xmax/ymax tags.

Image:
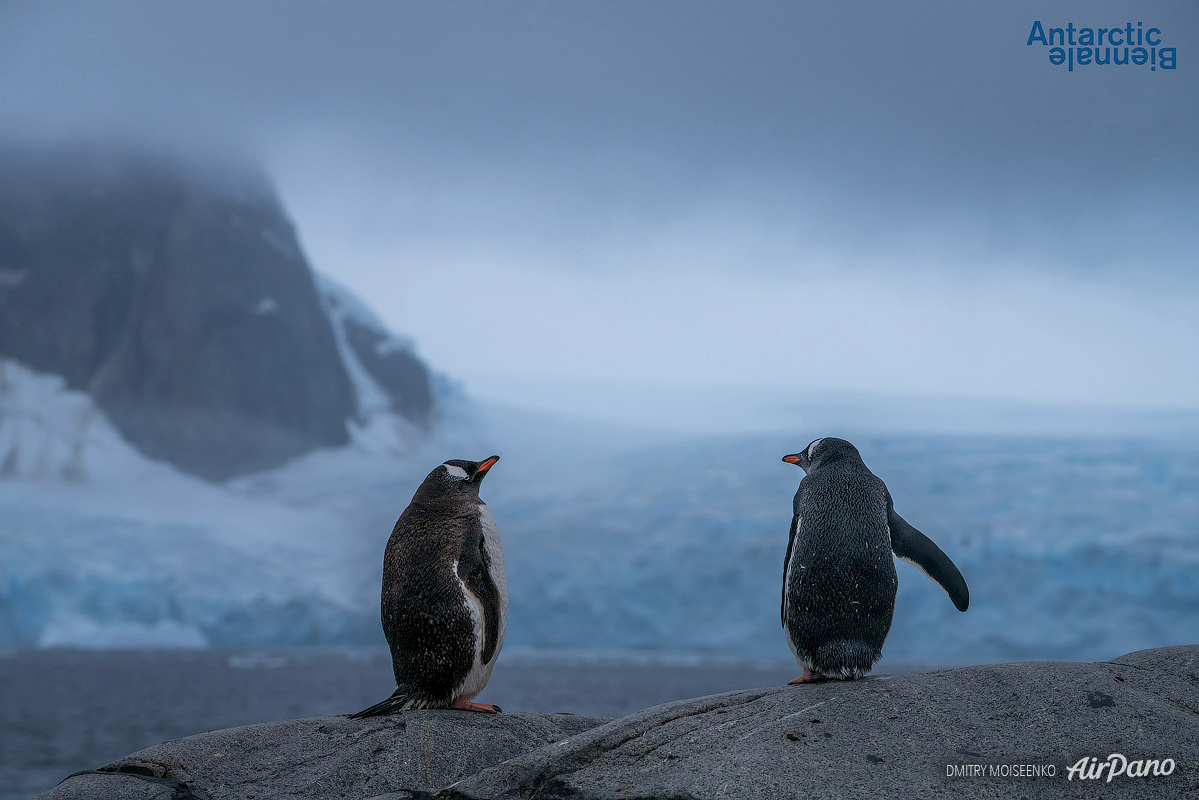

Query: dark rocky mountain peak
<box><xmin>0</xmin><ymin>143</ymin><xmax>435</xmax><ymax>481</ymax></box>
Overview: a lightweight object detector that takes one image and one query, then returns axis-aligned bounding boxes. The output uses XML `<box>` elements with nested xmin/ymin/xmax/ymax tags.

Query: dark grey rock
<box><xmin>0</xmin><ymin>143</ymin><xmax>434</xmax><ymax>480</ymax></box>
<box><xmin>442</xmin><ymin>646</ymin><xmax>1199</xmax><ymax>799</ymax></box>
<box><xmin>37</xmin><ymin>712</ymin><xmax>606</xmax><ymax>800</ymax></box>
<box><xmin>33</xmin><ymin>647</ymin><xmax>1199</xmax><ymax>800</ymax></box>
<box><xmin>1111</xmin><ymin>644</ymin><xmax>1199</xmax><ymax>686</ymax></box>
<box><xmin>35</xmin><ymin>772</ymin><xmax>178</xmax><ymax>800</ymax></box>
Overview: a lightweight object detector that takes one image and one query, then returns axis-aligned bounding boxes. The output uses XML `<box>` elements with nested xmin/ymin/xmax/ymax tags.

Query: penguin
<box><xmin>780</xmin><ymin>438</ymin><xmax>968</xmax><ymax>684</ymax></box>
<box><xmin>349</xmin><ymin>455</ymin><xmax>507</xmax><ymax>717</ymax></box>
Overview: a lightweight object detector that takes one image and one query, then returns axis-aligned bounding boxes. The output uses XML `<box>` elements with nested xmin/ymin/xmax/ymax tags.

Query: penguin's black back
<box><xmin>783</xmin><ymin>457</ymin><xmax>898</xmax><ymax>674</ymax></box>
<box><xmin>380</xmin><ymin>495</ymin><xmax>480</xmax><ymax>704</ymax></box>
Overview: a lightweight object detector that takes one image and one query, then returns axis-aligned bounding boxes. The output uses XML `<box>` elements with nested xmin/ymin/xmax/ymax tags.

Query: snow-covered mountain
<box><xmin>0</xmin><ymin>144</ymin><xmax>443</xmax><ymax>481</ymax></box>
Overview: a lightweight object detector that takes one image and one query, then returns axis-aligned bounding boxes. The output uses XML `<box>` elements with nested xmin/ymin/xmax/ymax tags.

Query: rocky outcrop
<box><xmin>446</xmin><ymin>645</ymin><xmax>1199</xmax><ymax>799</ymax></box>
<box><xmin>38</xmin><ymin>712</ymin><xmax>607</xmax><ymax>800</ymax></box>
<box><xmin>36</xmin><ymin>646</ymin><xmax>1199</xmax><ymax>800</ymax></box>
<box><xmin>0</xmin><ymin>143</ymin><xmax>435</xmax><ymax>480</ymax></box>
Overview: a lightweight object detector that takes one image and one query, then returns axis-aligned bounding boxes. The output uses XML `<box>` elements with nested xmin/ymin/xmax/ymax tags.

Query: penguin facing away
<box><xmin>780</xmin><ymin>438</ymin><xmax>968</xmax><ymax>684</ymax></box>
<box><xmin>350</xmin><ymin>456</ymin><xmax>507</xmax><ymax>717</ymax></box>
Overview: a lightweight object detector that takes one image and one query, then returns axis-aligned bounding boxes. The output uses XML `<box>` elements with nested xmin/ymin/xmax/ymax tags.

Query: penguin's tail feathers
<box><xmin>348</xmin><ymin>687</ymin><xmax>417</xmax><ymax>719</ymax></box>
<box><xmin>813</xmin><ymin>639</ymin><xmax>881</xmax><ymax>680</ymax></box>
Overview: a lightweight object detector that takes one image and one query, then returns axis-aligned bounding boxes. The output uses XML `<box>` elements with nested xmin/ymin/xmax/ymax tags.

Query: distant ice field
<box><xmin>2</xmin><ymin>404</ymin><xmax>1195</xmax><ymax>663</ymax></box>
<box><xmin>492</xmin><ymin>432</ymin><xmax>1199</xmax><ymax>662</ymax></box>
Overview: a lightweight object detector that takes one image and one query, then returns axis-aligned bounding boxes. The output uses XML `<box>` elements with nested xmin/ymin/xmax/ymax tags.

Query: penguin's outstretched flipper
<box><xmin>887</xmin><ymin>503</ymin><xmax>969</xmax><ymax>612</ymax></box>
<box><xmin>348</xmin><ymin>687</ymin><xmax>416</xmax><ymax>719</ymax></box>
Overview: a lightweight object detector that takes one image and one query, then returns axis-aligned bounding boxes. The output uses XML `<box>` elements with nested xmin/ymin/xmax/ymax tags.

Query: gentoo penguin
<box><xmin>349</xmin><ymin>456</ymin><xmax>507</xmax><ymax>717</ymax></box>
<box><xmin>780</xmin><ymin>438</ymin><xmax>968</xmax><ymax>683</ymax></box>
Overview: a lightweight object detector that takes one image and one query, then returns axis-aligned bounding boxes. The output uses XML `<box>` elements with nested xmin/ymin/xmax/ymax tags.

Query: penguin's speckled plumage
<box><xmin>349</xmin><ymin>456</ymin><xmax>506</xmax><ymax>717</ymax></box>
<box><xmin>781</xmin><ymin>438</ymin><xmax>968</xmax><ymax>683</ymax></box>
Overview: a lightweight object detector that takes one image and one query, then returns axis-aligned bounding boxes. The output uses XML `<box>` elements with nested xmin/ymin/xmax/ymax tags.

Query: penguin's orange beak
<box><xmin>477</xmin><ymin>455</ymin><xmax>500</xmax><ymax>473</ymax></box>
<box><xmin>782</xmin><ymin>454</ymin><xmax>802</xmax><ymax>465</ymax></box>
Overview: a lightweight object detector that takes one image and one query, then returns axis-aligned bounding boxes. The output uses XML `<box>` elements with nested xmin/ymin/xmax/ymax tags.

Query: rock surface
<box><xmin>35</xmin><ymin>646</ymin><xmax>1199</xmax><ymax>799</ymax></box>
<box><xmin>38</xmin><ymin>712</ymin><xmax>607</xmax><ymax>800</ymax></box>
<box><xmin>445</xmin><ymin>645</ymin><xmax>1199</xmax><ymax>799</ymax></box>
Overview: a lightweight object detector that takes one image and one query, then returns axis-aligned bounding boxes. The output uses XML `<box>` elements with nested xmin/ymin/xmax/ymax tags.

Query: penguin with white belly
<box><xmin>350</xmin><ymin>456</ymin><xmax>507</xmax><ymax>717</ymax></box>
<box><xmin>780</xmin><ymin>438</ymin><xmax>968</xmax><ymax>683</ymax></box>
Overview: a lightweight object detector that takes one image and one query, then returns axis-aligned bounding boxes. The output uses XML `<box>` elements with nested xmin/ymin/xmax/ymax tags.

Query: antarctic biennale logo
<box><xmin>1027</xmin><ymin>21</ymin><xmax>1177</xmax><ymax>71</ymax></box>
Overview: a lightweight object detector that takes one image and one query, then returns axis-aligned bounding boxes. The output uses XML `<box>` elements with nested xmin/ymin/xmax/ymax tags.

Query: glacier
<box><xmin>2</xmin><ymin>354</ymin><xmax>1196</xmax><ymax>663</ymax></box>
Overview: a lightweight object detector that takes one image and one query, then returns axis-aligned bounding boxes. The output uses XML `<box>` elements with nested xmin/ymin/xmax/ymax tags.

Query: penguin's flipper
<box><xmin>887</xmin><ymin>505</ymin><xmax>970</xmax><ymax>612</ymax></box>
<box><xmin>348</xmin><ymin>687</ymin><xmax>416</xmax><ymax>719</ymax></box>
<box><xmin>458</xmin><ymin>529</ymin><xmax>502</xmax><ymax>665</ymax></box>
<box><xmin>781</xmin><ymin>514</ymin><xmax>799</xmax><ymax>627</ymax></box>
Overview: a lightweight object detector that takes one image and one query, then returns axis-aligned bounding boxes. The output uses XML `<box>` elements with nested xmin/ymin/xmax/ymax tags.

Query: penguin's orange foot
<box><xmin>451</xmin><ymin>699</ymin><xmax>502</xmax><ymax>713</ymax></box>
<box><xmin>788</xmin><ymin>668</ymin><xmax>829</xmax><ymax>685</ymax></box>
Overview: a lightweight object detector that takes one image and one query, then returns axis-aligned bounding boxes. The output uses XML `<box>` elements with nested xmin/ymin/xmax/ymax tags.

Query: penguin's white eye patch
<box><xmin>442</xmin><ymin>464</ymin><xmax>469</xmax><ymax>479</ymax></box>
<box><xmin>807</xmin><ymin>438</ymin><xmax>823</xmax><ymax>458</ymax></box>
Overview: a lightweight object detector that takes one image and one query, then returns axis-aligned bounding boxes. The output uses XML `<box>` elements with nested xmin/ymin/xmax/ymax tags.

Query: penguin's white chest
<box><xmin>455</xmin><ymin>503</ymin><xmax>508</xmax><ymax>701</ymax></box>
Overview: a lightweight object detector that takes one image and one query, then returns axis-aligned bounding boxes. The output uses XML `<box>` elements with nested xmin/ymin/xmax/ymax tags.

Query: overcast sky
<box><xmin>2</xmin><ymin>1</ymin><xmax>1196</xmax><ymax>422</ymax></box>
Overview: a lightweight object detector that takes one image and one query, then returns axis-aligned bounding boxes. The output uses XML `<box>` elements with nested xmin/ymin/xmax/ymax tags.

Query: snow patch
<box><xmin>315</xmin><ymin>272</ymin><xmax>415</xmax><ymax>352</ymax></box>
<box><xmin>314</xmin><ymin>272</ymin><xmax>438</xmax><ymax>455</ymax></box>
<box><xmin>0</xmin><ymin>359</ymin><xmax>180</xmax><ymax>483</ymax></box>
<box><xmin>259</xmin><ymin>227</ymin><xmax>298</xmax><ymax>259</ymax></box>
<box><xmin>254</xmin><ymin>297</ymin><xmax>280</xmax><ymax>315</ymax></box>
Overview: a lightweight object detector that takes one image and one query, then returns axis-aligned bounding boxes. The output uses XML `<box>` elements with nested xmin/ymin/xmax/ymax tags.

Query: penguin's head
<box><xmin>422</xmin><ymin>455</ymin><xmax>500</xmax><ymax>494</ymax></box>
<box><xmin>782</xmin><ymin>437</ymin><xmax>860</xmax><ymax>473</ymax></box>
